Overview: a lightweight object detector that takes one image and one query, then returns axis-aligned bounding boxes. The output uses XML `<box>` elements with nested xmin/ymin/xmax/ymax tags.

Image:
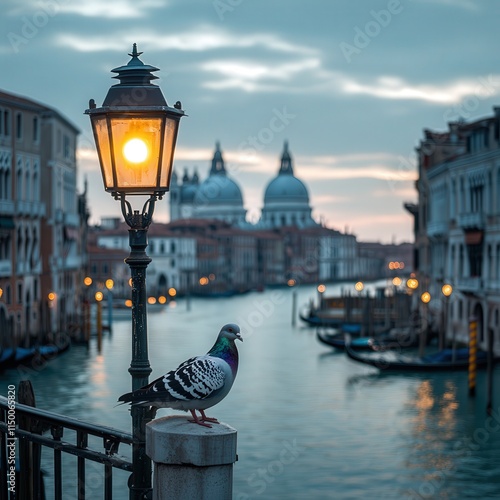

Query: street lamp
<box><xmin>85</xmin><ymin>44</ymin><xmax>185</xmax><ymax>499</ymax></box>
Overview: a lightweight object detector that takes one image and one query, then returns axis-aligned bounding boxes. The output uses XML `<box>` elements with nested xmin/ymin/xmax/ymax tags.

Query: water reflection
<box><xmin>2</xmin><ymin>285</ymin><xmax>500</xmax><ymax>499</ymax></box>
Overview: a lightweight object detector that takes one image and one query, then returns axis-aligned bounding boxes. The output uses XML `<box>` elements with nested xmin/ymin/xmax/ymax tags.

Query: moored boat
<box><xmin>345</xmin><ymin>341</ymin><xmax>491</xmax><ymax>372</ymax></box>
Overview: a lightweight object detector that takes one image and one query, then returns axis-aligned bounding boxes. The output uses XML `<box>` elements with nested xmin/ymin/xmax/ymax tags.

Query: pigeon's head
<box><xmin>219</xmin><ymin>323</ymin><xmax>243</xmax><ymax>342</ymax></box>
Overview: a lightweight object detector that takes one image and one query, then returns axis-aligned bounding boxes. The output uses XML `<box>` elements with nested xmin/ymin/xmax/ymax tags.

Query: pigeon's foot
<box><xmin>189</xmin><ymin>410</ymin><xmax>213</xmax><ymax>428</ymax></box>
<box><xmin>199</xmin><ymin>410</ymin><xmax>219</xmax><ymax>424</ymax></box>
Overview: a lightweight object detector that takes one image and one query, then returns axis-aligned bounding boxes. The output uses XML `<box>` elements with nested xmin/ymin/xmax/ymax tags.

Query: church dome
<box><xmin>263</xmin><ymin>141</ymin><xmax>310</xmax><ymax>205</ymax></box>
<box><xmin>193</xmin><ymin>142</ymin><xmax>244</xmax><ymax>208</ymax></box>
<box><xmin>194</xmin><ymin>175</ymin><xmax>243</xmax><ymax>206</ymax></box>
<box><xmin>264</xmin><ymin>175</ymin><xmax>309</xmax><ymax>204</ymax></box>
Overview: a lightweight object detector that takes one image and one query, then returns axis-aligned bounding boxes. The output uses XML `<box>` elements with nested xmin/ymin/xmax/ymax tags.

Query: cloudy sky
<box><xmin>2</xmin><ymin>0</ymin><xmax>500</xmax><ymax>242</ymax></box>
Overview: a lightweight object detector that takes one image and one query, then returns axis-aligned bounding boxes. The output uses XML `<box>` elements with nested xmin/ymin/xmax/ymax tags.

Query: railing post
<box><xmin>18</xmin><ymin>380</ymin><xmax>43</xmax><ymax>500</ymax></box>
<box><xmin>146</xmin><ymin>416</ymin><xmax>237</xmax><ymax>500</ymax></box>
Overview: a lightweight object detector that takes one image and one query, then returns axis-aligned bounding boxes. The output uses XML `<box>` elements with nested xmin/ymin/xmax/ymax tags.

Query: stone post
<box><xmin>146</xmin><ymin>415</ymin><xmax>237</xmax><ymax>500</ymax></box>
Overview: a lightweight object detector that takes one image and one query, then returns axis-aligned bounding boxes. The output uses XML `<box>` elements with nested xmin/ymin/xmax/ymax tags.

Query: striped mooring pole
<box><xmin>468</xmin><ymin>317</ymin><xmax>477</xmax><ymax>397</ymax></box>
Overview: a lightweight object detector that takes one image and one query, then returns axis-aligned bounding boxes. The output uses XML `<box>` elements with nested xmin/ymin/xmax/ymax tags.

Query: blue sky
<box><xmin>1</xmin><ymin>0</ymin><xmax>500</xmax><ymax>242</ymax></box>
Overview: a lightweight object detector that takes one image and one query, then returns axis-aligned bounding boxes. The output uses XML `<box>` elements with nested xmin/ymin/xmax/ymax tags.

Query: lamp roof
<box><xmin>102</xmin><ymin>43</ymin><xmax>168</xmax><ymax>107</ymax></box>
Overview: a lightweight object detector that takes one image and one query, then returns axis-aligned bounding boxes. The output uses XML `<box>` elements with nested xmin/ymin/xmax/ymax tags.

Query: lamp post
<box><xmin>441</xmin><ymin>283</ymin><xmax>453</xmax><ymax>356</ymax></box>
<box><xmin>420</xmin><ymin>291</ymin><xmax>431</xmax><ymax>356</ymax></box>
<box><xmin>105</xmin><ymin>278</ymin><xmax>114</xmax><ymax>333</ymax></box>
<box><xmin>85</xmin><ymin>44</ymin><xmax>185</xmax><ymax>499</ymax></box>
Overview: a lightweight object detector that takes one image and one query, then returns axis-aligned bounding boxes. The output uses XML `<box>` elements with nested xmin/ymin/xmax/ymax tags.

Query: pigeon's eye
<box><xmin>228</xmin><ymin>328</ymin><xmax>233</xmax><ymax>332</ymax></box>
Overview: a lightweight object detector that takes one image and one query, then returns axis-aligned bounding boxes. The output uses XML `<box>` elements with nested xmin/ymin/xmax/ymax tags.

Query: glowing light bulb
<box><xmin>123</xmin><ymin>138</ymin><xmax>148</xmax><ymax>163</ymax></box>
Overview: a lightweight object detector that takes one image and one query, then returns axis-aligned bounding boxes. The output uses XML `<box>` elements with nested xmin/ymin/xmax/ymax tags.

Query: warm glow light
<box><xmin>48</xmin><ymin>292</ymin><xmax>56</xmax><ymax>301</ymax></box>
<box><xmin>84</xmin><ymin>276</ymin><xmax>92</xmax><ymax>286</ymax></box>
<box><xmin>0</xmin><ymin>288</ymin><xmax>3</xmax><ymax>299</ymax></box>
<box><xmin>399</xmin><ymin>262</ymin><xmax>405</xmax><ymax>269</ymax></box>
<box><xmin>128</xmin><ymin>278</ymin><xmax>133</xmax><ymax>287</ymax></box>
<box><xmin>442</xmin><ymin>284</ymin><xmax>453</xmax><ymax>297</ymax></box>
<box><xmin>209</xmin><ymin>273</ymin><xmax>216</xmax><ymax>281</ymax></box>
<box><xmin>123</xmin><ymin>138</ymin><xmax>148</xmax><ymax>163</ymax></box>
<box><xmin>392</xmin><ymin>277</ymin><xmax>402</xmax><ymax>286</ymax></box>
<box><xmin>125</xmin><ymin>299</ymin><xmax>132</xmax><ymax>308</ymax></box>
<box><xmin>199</xmin><ymin>277</ymin><xmax>209</xmax><ymax>286</ymax></box>
<box><xmin>287</xmin><ymin>279</ymin><xmax>296</xmax><ymax>287</ymax></box>
<box><xmin>158</xmin><ymin>295</ymin><xmax>167</xmax><ymax>304</ymax></box>
<box><xmin>421</xmin><ymin>292</ymin><xmax>431</xmax><ymax>304</ymax></box>
<box><xmin>105</xmin><ymin>279</ymin><xmax>114</xmax><ymax>290</ymax></box>
<box><xmin>148</xmin><ymin>296</ymin><xmax>157</xmax><ymax>305</ymax></box>
<box><xmin>95</xmin><ymin>291</ymin><xmax>104</xmax><ymax>302</ymax></box>
<box><xmin>168</xmin><ymin>287</ymin><xmax>177</xmax><ymax>297</ymax></box>
<box><xmin>407</xmin><ymin>278</ymin><xmax>419</xmax><ymax>289</ymax></box>
<box><xmin>317</xmin><ymin>284</ymin><xmax>326</xmax><ymax>293</ymax></box>
<box><xmin>355</xmin><ymin>281</ymin><xmax>364</xmax><ymax>292</ymax></box>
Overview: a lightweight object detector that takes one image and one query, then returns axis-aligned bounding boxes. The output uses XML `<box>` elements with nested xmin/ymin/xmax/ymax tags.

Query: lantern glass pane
<box><xmin>91</xmin><ymin>116</ymin><xmax>114</xmax><ymax>190</ymax></box>
<box><xmin>109</xmin><ymin>117</ymin><xmax>163</xmax><ymax>191</ymax></box>
<box><xmin>160</xmin><ymin>117</ymin><xmax>180</xmax><ymax>188</ymax></box>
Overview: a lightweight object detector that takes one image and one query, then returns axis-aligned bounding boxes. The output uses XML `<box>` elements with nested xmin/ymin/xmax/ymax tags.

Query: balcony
<box><xmin>14</xmin><ymin>200</ymin><xmax>46</xmax><ymax>217</ymax></box>
<box><xmin>457</xmin><ymin>276</ymin><xmax>483</xmax><ymax>293</ymax></box>
<box><xmin>0</xmin><ymin>200</ymin><xmax>15</xmax><ymax>215</ymax></box>
<box><xmin>458</xmin><ymin>212</ymin><xmax>486</xmax><ymax>230</ymax></box>
<box><xmin>427</xmin><ymin>220</ymin><xmax>448</xmax><ymax>237</ymax></box>
<box><xmin>0</xmin><ymin>259</ymin><xmax>12</xmax><ymax>277</ymax></box>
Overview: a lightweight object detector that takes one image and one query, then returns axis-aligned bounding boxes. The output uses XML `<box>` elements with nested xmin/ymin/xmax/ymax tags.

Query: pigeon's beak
<box><xmin>236</xmin><ymin>333</ymin><xmax>243</xmax><ymax>342</ymax></box>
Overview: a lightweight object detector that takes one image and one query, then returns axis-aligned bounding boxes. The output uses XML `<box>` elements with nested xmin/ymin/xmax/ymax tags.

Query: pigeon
<box><xmin>118</xmin><ymin>323</ymin><xmax>242</xmax><ymax>427</ymax></box>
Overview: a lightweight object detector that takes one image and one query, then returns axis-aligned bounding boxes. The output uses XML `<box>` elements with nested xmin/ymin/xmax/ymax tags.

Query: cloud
<box><xmin>5</xmin><ymin>0</ymin><xmax>167</xmax><ymax>18</ymax></box>
<box><xmin>201</xmin><ymin>57</ymin><xmax>321</xmax><ymax>92</ymax></box>
<box><xmin>54</xmin><ymin>28</ymin><xmax>317</xmax><ymax>55</ymax></box>
<box><xmin>340</xmin><ymin>74</ymin><xmax>500</xmax><ymax>104</ymax></box>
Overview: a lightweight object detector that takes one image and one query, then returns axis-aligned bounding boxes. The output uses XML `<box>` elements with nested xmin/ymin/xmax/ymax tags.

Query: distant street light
<box><xmin>85</xmin><ymin>43</ymin><xmax>184</xmax><ymax>499</ymax></box>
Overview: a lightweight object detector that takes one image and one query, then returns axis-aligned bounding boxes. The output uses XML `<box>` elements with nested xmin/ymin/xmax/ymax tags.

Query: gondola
<box><xmin>317</xmin><ymin>330</ymin><xmax>382</xmax><ymax>351</ymax></box>
<box><xmin>345</xmin><ymin>341</ymin><xmax>491</xmax><ymax>372</ymax></box>
<box><xmin>317</xmin><ymin>327</ymin><xmax>418</xmax><ymax>351</ymax></box>
<box><xmin>299</xmin><ymin>312</ymin><xmax>348</xmax><ymax>327</ymax></box>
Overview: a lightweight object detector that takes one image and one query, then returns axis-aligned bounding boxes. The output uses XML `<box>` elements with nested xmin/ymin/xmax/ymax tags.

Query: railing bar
<box><xmin>0</xmin><ymin>425</ymin><xmax>132</xmax><ymax>470</ymax></box>
<box><xmin>78</xmin><ymin>455</ymin><xmax>85</xmax><ymax>500</ymax></box>
<box><xmin>0</xmin><ymin>397</ymin><xmax>133</xmax><ymax>443</ymax></box>
<box><xmin>54</xmin><ymin>448</ymin><xmax>62</xmax><ymax>500</ymax></box>
<box><xmin>33</xmin><ymin>442</ymin><xmax>42</xmax><ymax>500</ymax></box>
<box><xmin>104</xmin><ymin>463</ymin><xmax>113</xmax><ymax>500</ymax></box>
<box><xmin>77</xmin><ymin>431</ymin><xmax>87</xmax><ymax>500</ymax></box>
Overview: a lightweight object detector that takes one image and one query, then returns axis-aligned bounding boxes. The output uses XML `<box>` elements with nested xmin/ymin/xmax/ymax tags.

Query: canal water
<box><xmin>2</xmin><ymin>283</ymin><xmax>500</xmax><ymax>499</ymax></box>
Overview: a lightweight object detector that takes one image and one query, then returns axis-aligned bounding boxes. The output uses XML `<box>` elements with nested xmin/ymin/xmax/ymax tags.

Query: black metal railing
<box><xmin>0</xmin><ymin>382</ymin><xmax>133</xmax><ymax>500</ymax></box>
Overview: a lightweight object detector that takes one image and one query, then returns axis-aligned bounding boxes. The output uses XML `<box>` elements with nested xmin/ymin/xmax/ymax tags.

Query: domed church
<box><xmin>169</xmin><ymin>142</ymin><xmax>247</xmax><ymax>226</ymax></box>
<box><xmin>259</xmin><ymin>141</ymin><xmax>318</xmax><ymax>229</ymax></box>
<box><xmin>169</xmin><ymin>141</ymin><xmax>317</xmax><ymax>229</ymax></box>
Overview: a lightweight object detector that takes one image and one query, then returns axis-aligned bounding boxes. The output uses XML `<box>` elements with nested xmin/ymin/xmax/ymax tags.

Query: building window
<box><xmin>17</xmin><ymin>282</ymin><xmax>22</xmax><ymax>304</ymax></box>
<box><xmin>33</xmin><ymin>116</ymin><xmax>39</xmax><ymax>143</ymax></box>
<box><xmin>16</xmin><ymin>113</ymin><xmax>22</xmax><ymax>140</ymax></box>
<box><xmin>63</xmin><ymin>135</ymin><xmax>70</xmax><ymax>159</ymax></box>
<box><xmin>3</xmin><ymin>110</ymin><xmax>10</xmax><ymax>137</ymax></box>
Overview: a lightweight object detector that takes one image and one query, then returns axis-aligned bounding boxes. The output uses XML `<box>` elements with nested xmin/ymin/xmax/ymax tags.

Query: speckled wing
<box><xmin>118</xmin><ymin>355</ymin><xmax>226</xmax><ymax>407</ymax></box>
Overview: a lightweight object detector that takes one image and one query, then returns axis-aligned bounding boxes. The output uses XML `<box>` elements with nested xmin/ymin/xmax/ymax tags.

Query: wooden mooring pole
<box><xmin>468</xmin><ymin>317</ymin><xmax>477</xmax><ymax>397</ymax></box>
